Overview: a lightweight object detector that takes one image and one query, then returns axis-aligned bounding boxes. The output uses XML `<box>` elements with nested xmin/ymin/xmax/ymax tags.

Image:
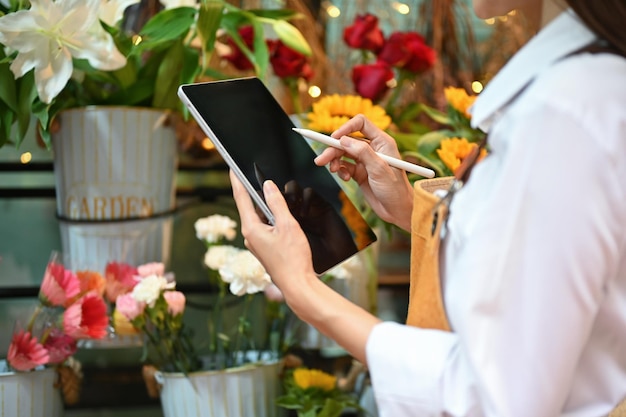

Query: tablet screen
<box><xmin>178</xmin><ymin>77</ymin><xmax>377</xmax><ymax>275</ymax></box>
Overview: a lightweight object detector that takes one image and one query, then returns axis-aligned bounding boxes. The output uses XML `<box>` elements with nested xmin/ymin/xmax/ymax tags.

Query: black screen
<box><xmin>179</xmin><ymin>77</ymin><xmax>377</xmax><ymax>275</ymax></box>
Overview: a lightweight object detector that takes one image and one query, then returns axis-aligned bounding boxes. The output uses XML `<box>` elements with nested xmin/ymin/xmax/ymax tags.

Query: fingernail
<box><xmin>263</xmin><ymin>180</ymin><xmax>275</xmax><ymax>194</ymax></box>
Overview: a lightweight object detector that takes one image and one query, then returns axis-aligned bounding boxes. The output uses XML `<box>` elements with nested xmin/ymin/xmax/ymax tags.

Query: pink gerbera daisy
<box><xmin>63</xmin><ymin>294</ymin><xmax>109</xmax><ymax>339</ymax></box>
<box><xmin>7</xmin><ymin>330</ymin><xmax>50</xmax><ymax>371</ymax></box>
<box><xmin>39</xmin><ymin>261</ymin><xmax>81</xmax><ymax>307</ymax></box>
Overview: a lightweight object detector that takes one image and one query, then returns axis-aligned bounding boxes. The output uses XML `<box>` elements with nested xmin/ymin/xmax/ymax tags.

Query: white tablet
<box><xmin>178</xmin><ymin>77</ymin><xmax>378</xmax><ymax>275</ymax></box>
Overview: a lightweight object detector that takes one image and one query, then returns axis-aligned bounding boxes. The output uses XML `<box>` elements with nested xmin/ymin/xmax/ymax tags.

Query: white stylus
<box><xmin>293</xmin><ymin>127</ymin><xmax>435</xmax><ymax>178</ymax></box>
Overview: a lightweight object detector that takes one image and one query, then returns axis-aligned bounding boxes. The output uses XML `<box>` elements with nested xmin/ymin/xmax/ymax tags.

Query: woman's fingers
<box><xmin>261</xmin><ymin>179</ymin><xmax>293</xmax><ymax>230</ymax></box>
<box><xmin>229</xmin><ymin>170</ymin><xmax>264</xmax><ymax>233</ymax></box>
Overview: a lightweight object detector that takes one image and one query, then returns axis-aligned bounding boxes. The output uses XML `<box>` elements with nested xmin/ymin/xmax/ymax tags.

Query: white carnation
<box><xmin>195</xmin><ymin>215</ymin><xmax>237</xmax><ymax>243</ymax></box>
<box><xmin>132</xmin><ymin>274</ymin><xmax>175</xmax><ymax>306</ymax></box>
<box><xmin>219</xmin><ymin>250</ymin><xmax>271</xmax><ymax>296</ymax></box>
<box><xmin>204</xmin><ymin>245</ymin><xmax>240</xmax><ymax>270</ymax></box>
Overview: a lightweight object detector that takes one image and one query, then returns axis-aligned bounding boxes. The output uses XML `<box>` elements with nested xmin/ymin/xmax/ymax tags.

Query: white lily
<box><xmin>0</xmin><ymin>0</ymin><xmax>127</xmax><ymax>104</ymax></box>
<box><xmin>159</xmin><ymin>0</ymin><xmax>198</xmax><ymax>9</ymax></box>
<box><xmin>98</xmin><ymin>0</ymin><xmax>141</xmax><ymax>27</ymax></box>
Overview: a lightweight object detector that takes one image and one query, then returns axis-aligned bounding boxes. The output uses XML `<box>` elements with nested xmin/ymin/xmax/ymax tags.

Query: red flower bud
<box><xmin>351</xmin><ymin>61</ymin><xmax>395</xmax><ymax>102</ymax></box>
<box><xmin>268</xmin><ymin>39</ymin><xmax>314</xmax><ymax>80</ymax></box>
<box><xmin>343</xmin><ymin>13</ymin><xmax>385</xmax><ymax>53</ymax></box>
<box><xmin>378</xmin><ymin>31</ymin><xmax>436</xmax><ymax>73</ymax></box>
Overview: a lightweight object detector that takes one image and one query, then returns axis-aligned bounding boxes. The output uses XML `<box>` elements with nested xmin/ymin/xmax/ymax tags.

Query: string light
<box><xmin>325</xmin><ymin>3</ymin><xmax>341</xmax><ymax>18</ymax></box>
<box><xmin>201</xmin><ymin>138</ymin><xmax>215</xmax><ymax>150</ymax></box>
<box><xmin>20</xmin><ymin>152</ymin><xmax>32</xmax><ymax>164</ymax></box>
<box><xmin>484</xmin><ymin>18</ymin><xmax>495</xmax><ymax>25</ymax></box>
<box><xmin>471</xmin><ymin>81</ymin><xmax>484</xmax><ymax>94</ymax></box>
<box><xmin>308</xmin><ymin>85</ymin><xmax>322</xmax><ymax>98</ymax></box>
<box><xmin>392</xmin><ymin>2</ymin><xmax>410</xmax><ymax>15</ymax></box>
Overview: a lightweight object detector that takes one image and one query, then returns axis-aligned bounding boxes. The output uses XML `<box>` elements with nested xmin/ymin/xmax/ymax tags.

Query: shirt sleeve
<box><xmin>366</xmin><ymin>322</ymin><xmax>483</xmax><ymax>416</ymax></box>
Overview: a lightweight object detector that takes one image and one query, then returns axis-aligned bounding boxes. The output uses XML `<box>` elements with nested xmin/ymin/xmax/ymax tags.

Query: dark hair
<box><xmin>565</xmin><ymin>0</ymin><xmax>626</xmax><ymax>56</ymax></box>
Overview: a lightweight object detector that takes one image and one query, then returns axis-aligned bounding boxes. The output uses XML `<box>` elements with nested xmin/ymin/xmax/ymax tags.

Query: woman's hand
<box><xmin>229</xmin><ymin>170</ymin><xmax>381</xmax><ymax>364</ymax></box>
<box><xmin>229</xmin><ymin>170</ymin><xmax>317</xmax><ymax>302</ymax></box>
<box><xmin>314</xmin><ymin>114</ymin><xmax>414</xmax><ymax>231</ymax></box>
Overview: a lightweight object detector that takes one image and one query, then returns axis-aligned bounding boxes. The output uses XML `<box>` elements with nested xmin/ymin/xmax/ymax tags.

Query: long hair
<box><xmin>564</xmin><ymin>0</ymin><xmax>626</xmax><ymax>56</ymax></box>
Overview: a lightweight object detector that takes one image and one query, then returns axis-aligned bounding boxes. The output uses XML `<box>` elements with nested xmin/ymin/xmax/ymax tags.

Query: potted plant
<box><xmin>111</xmin><ymin>213</ymin><xmax>294</xmax><ymax>417</ymax></box>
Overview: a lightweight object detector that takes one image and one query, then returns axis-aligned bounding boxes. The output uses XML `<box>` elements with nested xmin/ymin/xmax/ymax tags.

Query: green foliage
<box><xmin>0</xmin><ymin>0</ymin><xmax>311</xmax><ymax>150</ymax></box>
<box><xmin>276</xmin><ymin>369</ymin><xmax>361</xmax><ymax>417</ymax></box>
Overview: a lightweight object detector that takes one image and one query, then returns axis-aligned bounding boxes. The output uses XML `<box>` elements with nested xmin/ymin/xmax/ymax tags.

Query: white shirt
<box><xmin>366</xmin><ymin>9</ymin><xmax>626</xmax><ymax>417</ymax></box>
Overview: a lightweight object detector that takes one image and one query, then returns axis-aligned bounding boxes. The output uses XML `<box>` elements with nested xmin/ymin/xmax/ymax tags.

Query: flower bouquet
<box><xmin>113</xmin><ymin>262</ymin><xmax>201</xmax><ymax>374</ymax></box>
<box><xmin>4</xmin><ymin>251</ymin><xmax>110</xmax><ymax>406</ymax></box>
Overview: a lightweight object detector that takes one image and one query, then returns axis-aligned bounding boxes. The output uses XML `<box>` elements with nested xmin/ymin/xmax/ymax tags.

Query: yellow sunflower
<box><xmin>293</xmin><ymin>368</ymin><xmax>337</xmax><ymax>392</ymax></box>
<box><xmin>306</xmin><ymin>94</ymin><xmax>391</xmax><ymax>137</ymax></box>
<box><xmin>436</xmin><ymin>137</ymin><xmax>487</xmax><ymax>174</ymax></box>
<box><xmin>443</xmin><ymin>87</ymin><xmax>477</xmax><ymax>119</ymax></box>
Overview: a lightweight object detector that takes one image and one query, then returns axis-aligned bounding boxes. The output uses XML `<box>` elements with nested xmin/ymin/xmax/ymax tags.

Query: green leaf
<box><xmin>196</xmin><ymin>0</ymin><xmax>224</xmax><ymax>55</ymax></box>
<box><xmin>0</xmin><ymin>101</ymin><xmax>15</xmax><ymax>148</ymax></box>
<box><xmin>0</xmin><ymin>50</ymin><xmax>17</xmax><ymax>113</ymax></box>
<box><xmin>247</xmin><ymin>9</ymin><xmax>300</xmax><ymax>20</ymax></box>
<box><xmin>180</xmin><ymin>45</ymin><xmax>201</xmax><ymax>86</ymax></box>
<box><xmin>15</xmin><ymin>72</ymin><xmax>38</xmax><ymax>148</ymax></box>
<box><xmin>272</xmin><ymin>20</ymin><xmax>312</xmax><ymax>56</ymax></box>
<box><xmin>102</xmin><ymin>78</ymin><xmax>154</xmax><ymax>106</ymax></box>
<box><xmin>250</xmin><ymin>19</ymin><xmax>269</xmax><ymax>78</ymax></box>
<box><xmin>31</xmin><ymin>99</ymin><xmax>51</xmax><ymax>150</ymax></box>
<box><xmin>417</xmin><ymin>130</ymin><xmax>450</xmax><ymax>156</ymax></box>
<box><xmin>136</xmin><ymin>7</ymin><xmax>197</xmax><ymax>53</ymax></box>
<box><xmin>317</xmin><ymin>398</ymin><xmax>347</xmax><ymax>417</ymax></box>
<box><xmin>276</xmin><ymin>395</ymin><xmax>304</xmax><ymax>409</ymax></box>
<box><xmin>420</xmin><ymin>104</ymin><xmax>451</xmax><ymax>125</ymax></box>
<box><xmin>388</xmin><ymin>130</ymin><xmax>421</xmax><ymax>153</ymax></box>
<box><xmin>153</xmin><ymin>40</ymin><xmax>187</xmax><ymax>110</ymax></box>
<box><xmin>403</xmin><ymin>151</ymin><xmax>448</xmax><ymax>178</ymax></box>
<box><xmin>200</xmin><ymin>66</ymin><xmax>234</xmax><ymax>80</ymax></box>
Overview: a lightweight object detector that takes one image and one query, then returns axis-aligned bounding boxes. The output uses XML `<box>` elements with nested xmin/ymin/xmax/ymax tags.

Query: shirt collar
<box><xmin>470</xmin><ymin>9</ymin><xmax>598</xmax><ymax>132</ymax></box>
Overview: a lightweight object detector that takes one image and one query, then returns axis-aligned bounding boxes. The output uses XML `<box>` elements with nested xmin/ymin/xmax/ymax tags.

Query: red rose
<box><xmin>222</xmin><ymin>25</ymin><xmax>255</xmax><ymax>71</ymax></box>
<box><xmin>343</xmin><ymin>13</ymin><xmax>385</xmax><ymax>53</ymax></box>
<box><xmin>268</xmin><ymin>39</ymin><xmax>314</xmax><ymax>80</ymax></box>
<box><xmin>351</xmin><ymin>61</ymin><xmax>394</xmax><ymax>102</ymax></box>
<box><xmin>378</xmin><ymin>31</ymin><xmax>436</xmax><ymax>73</ymax></box>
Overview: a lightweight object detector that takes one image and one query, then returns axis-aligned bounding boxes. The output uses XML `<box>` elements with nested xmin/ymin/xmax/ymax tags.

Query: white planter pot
<box><xmin>0</xmin><ymin>361</ymin><xmax>64</xmax><ymax>417</ymax></box>
<box><xmin>51</xmin><ymin>106</ymin><xmax>178</xmax><ymax>271</ymax></box>
<box><xmin>154</xmin><ymin>360</ymin><xmax>281</xmax><ymax>417</ymax></box>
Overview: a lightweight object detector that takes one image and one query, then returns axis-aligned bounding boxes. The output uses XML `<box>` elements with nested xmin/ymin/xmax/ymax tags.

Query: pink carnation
<box><xmin>163</xmin><ymin>291</ymin><xmax>186</xmax><ymax>316</ymax></box>
<box><xmin>63</xmin><ymin>294</ymin><xmax>109</xmax><ymax>339</ymax></box>
<box><xmin>104</xmin><ymin>262</ymin><xmax>139</xmax><ymax>303</ymax></box>
<box><xmin>7</xmin><ymin>330</ymin><xmax>50</xmax><ymax>371</ymax></box>
<box><xmin>39</xmin><ymin>261</ymin><xmax>80</xmax><ymax>307</ymax></box>
<box><xmin>115</xmin><ymin>293</ymin><xmax>146</xmax><ymax>321</ymax></box>
<box><xmin>137</xmin><ymin>262</ymin><xmax>165</xmax><ymax>277</ymax></box>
